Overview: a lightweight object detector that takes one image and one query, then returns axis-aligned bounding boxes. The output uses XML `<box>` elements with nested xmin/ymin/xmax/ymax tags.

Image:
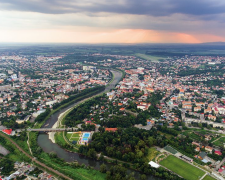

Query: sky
<box><xmin>1</xmin><ymin>0</ymin><xmax>225</xmax><ymax>43</ymax></box>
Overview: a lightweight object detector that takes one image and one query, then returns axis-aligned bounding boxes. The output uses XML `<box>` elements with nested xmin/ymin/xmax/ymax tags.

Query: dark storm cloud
<box><xmin>1</xmin><ymin>0</ymin><xmax>225</xmax><ymax>17</ymax></box>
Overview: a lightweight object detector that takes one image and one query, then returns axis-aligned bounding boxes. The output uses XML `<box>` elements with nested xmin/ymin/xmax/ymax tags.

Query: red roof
<box><xmin>215</xmin><ymin>151</ymin><xmax>222</xmax><ymax>156</ymax></box>
<box><xmin>105</xmin><ymin>128</ymin><xmax>117</xmax><ymax>132</ymax></box>
<box><xmin>2</xmin><ymin>129</ymin><xmax>12</xmax><ymax>135</ymax></box>
<box><xmin>218</xmin><ymin>169</ymin><xmax>223</xmax><ymax>173</ymax></box>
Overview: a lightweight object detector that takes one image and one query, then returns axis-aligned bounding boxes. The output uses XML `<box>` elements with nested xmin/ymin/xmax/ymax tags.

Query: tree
<box><xmin>100</xmin><ymin>163</ymin><xmax>107</xmax><ymax>173</ymax></box>
<box><xmin>36</xmin><ymin>147</ymin><xmax>42</xmax><ymax>154</ymax></box>
<box><xmin>138</xmin><ymin>74</ymin><xmax>144</xmax><ymax>80</ymax></box>
<box><xmin>87</xmin><ymin>148</ymin><xmax>97</xmax><ymax>159</ymax></box>
<box><xmin>49</xmin><ymin>152</ymin><xmax>57</xmax><ymax>158</ymax></box>
<box><xmin>0</xmin><ymin>158</ymin><xmax>14</xmax><ymax>175</ymax></box>
<box><xmin>140</xmin><ymin>174</ymin><xmax>147</xmax><ymax>180</ymax></box>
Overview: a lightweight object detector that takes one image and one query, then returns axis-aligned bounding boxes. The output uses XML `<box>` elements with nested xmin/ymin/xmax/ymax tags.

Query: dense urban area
<box><xmin>0</xmin><ymin>44</ymin><xmax>225</xmax><ymax>180</ymax></box>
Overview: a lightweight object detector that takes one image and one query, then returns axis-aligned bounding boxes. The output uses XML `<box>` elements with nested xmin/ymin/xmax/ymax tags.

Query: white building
<box><xmin>149</xmin><ymin>161</ymin><xmax>160</xmax><ymax>168</ymax></box>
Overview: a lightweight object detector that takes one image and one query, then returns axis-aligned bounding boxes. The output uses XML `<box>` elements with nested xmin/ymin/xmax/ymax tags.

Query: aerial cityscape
<box><xmin>1</xmin><ymin>1</ymin><xmax>225</xmax><ymax>180</ymax></box>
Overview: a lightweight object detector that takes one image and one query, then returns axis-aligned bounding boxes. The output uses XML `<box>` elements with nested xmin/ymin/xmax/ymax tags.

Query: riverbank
<box><xmin>48</xmin><ymin>69</ymin><xmax>122</xmax><ymax>144</ymax></box>
<box><xmin>49</xmin><ymin>106</ymin><xmax>73</xmax><ymax>143</ymax></box>
<box><xmin>36</xmin><ymin>69</ymin><xmax>163</xmax><ymax>180</ymax></box>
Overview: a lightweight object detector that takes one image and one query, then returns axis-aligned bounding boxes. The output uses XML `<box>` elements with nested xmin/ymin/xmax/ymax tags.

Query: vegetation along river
<box><xmin>37</xmin><ymin>69</ymin><xmax>159</xmax><ymax>180</ymax></box>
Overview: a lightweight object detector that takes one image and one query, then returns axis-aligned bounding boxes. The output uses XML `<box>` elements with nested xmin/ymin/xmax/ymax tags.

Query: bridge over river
<box><xmin>17</xmin><ymin>127</ymin><xmax>79</xmax><ymax>132</ymax></box>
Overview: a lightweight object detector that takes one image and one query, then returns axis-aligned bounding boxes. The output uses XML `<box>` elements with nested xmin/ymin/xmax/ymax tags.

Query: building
<box><xmin>205</xmin><ymin>146</ymin><xmax>213</xmax><ymax>153</ymax></box>
<box><xmin>80</xmin><ymin>132</ymin><xmax>92</xmax><ymax>145</ymax></box>
<box><xmin>215</xmin><ymin>151</ymin><xmax>222</xmax><ymax>156</ymax></box>
<box><xmin>16</xmin><ymin>115</ymin><xmax>31</xmax><ymax>124</ymax></box>
<box><xmin>105</xmin><ymin>128</ymin><xmax>117</xmax><ymax>132</ymax></box>
<box><xmin>2</xmin><ymin>129</ymin><xmax>15</xmax><ymax>136</ymax></box>
<box><xmin>0</xmin><ymin>85</ymin><xmax>11</xmax><ymax>91</ymax></box>
<box><xmin>32</xmin><ymin>109</ymin><xmax>46</xmax><ymax>118</ymax></box>
<box><xmin>148</xmin><ymin>161</ymin><xmax>160</xmax><ymax>168</ymax></box>
<box><xmin>180</xmin><ymin>155</ymin><xmax>193</xmax><ymax>163</ymax></box>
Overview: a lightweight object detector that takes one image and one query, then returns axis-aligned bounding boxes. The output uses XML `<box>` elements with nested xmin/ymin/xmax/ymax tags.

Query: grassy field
<box><xmin>55</xmin><ymin>132</ymin><xmax>67</xmax><ymax>147</ymax></box>
<box><xmin>56</xmin><ymin>132</ymin><xmax>80</xmax><ymax>152</ymax></box>
<box><xmin>39</xmin><ymin>153</ymin><xmax>106</xmax><ymax>180</ymax></box>
<box><xmin>135</xmin><ymin>53</ymin><xmax>166</xmax><ymax>62</ymax></box>
<box><xmin>159</xmin><ymin>155</ymin><xmax>205</xmax><ymax>180</ymax></box>
<box><xmin>213</xmin><ymin>137</ymin><xmax>225</xmax><ymax>146</ymax></box>
<box><xmin>147</xmin><ymin>147</ymin><xmax>159</xmax><ymax>161</ymax></box>
<box><xmin>202</xmin><ymin>175</ymin><xmax>216</xmax><ymax>180</ymax></box>
<box><xmin>66</xmin><ymin>132</ymin><xmax>80</xmax><ymax>143</ymax></box>
<box><xmin>0</xmin><ymin>133</ymin><xmax>31</xmax><ymax>163</ymax></box>
<box><xmin>66</xmin><ymin>132</ymin><xmax>74</xmax><ymax>140</ymax></box>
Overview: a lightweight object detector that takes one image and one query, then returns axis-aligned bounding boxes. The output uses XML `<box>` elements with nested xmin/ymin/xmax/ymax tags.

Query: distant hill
<box><xmin>200</xmin><ymin>42</ymin><xmax>225</xmax><ymax>45</ymax></box>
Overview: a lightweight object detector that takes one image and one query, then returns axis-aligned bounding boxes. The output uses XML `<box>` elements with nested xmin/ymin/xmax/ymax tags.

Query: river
<box><xmin>37</xmin><ymin>70</ymin><xmax>159</xmax><ymax>180</ymax></box>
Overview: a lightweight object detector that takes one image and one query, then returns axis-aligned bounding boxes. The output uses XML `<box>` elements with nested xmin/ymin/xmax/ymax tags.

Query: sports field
<box><xmin>159</xmin><ymin>155</ymin><xmax>205</xmax><ymax>180</ymax></box>
<box><xmin>164</xmin><ymin>145</ymin><xmax>178</xmax><ymax>154</ymax></box>
<box><xmin>202</xmin><ymin>175</ymin><xmax>216</xmax><ymax>180</ymax></box>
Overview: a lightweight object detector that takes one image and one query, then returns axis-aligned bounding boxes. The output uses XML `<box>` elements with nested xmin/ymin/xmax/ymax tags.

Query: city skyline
<box><xmin>1</xmin><ymin>0</ymin><xmax>225</xmax><ymax>43</ymax></box>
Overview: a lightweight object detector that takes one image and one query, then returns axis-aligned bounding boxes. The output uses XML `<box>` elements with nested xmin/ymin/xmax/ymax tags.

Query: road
<box><xmin>188</xmin><ymin>126</ymin><xmax>225</xmax><ymax>135</ymax></box>
<box><xmin>27</xmin><ymin>128</ymin><xmax>78</xmax><ymax>132</ymax></box>
<box><xmin>0</xmin><ymin>132</ymin><xmax>73</xmax><ymax>180</ymax></box>
<box><xmin>215</xmin><ymin>157</ymin><xmax>225</xmax><ymax>170</ymax></box>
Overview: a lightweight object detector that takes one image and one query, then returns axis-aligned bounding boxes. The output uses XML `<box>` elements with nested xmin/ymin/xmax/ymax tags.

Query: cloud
<box><xmin>1</xmin><ymin>0</ymin><xmax>225</xmax><ymax>17</ymax></box>
<box><xmin>1</xmin><ymin>0</ymin><xmax>225</xmax><ymax>43</ymax></box>
<box><xmin>1</xmin><ymin>10</ymin><xmax>225</xmax><ymax>37</ymax></box>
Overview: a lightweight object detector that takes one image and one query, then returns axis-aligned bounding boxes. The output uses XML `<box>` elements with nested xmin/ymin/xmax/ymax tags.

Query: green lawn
<box><xmin>202</xmin><ymin>175</ymin><xmax>216</xmax><ymax>180</ymax></box>
<box><xmin>66</xmin><ymin>132</ymin><xmax>80</xmax><ymax>142</ymax></box>
<box><xmin>160</xmin><ymin>155</ymin><xmax>205</xmax><ymax>180</ymax></box>
<box><xmin>55</xmin><ymin>132</ymin><xmax>67</xmax><ymax>147</ymax></box>
<box><xmin>213</xmin><ymin>137</ymin><xmax>225</xmax><ymax>147</ymax></box>
<box><xmin>66</xmin><ymin>132</ymin><xmax>74</xmax><ymax>140</ymax></box>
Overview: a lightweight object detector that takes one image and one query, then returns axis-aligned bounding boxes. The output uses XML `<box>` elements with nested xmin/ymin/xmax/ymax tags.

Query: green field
<box><xmin>160</xmin><ymin>155</ymin><xmax>205</xmax><ymax>180</ymax></box>
<box><xmin>55</xmin><ymin>132</ymin><xmax>67</xmax><ymax>147</ymax></box>
<box><xmin>202</xmin><ymin>175</ymin><xmax>216</xmax><ymax>180</ymax></box>
<box><xmin>66</xmin><ymin>132</ymin><xmax>80</xmax><ymax>143</ymax></box>
<box><xmin>213</xmin><ymin>137</ymin><xmax>225</xmax><ymax>147</ymax></box>
<box><xmin>66</xmin><ymin>132</ymin><xmax>73</xmax><ymax>140</ymax></box>
<box><xmin>135</xmin><ymin>53</ymin><xmax>166</xmax><ymax>62</ymax></box>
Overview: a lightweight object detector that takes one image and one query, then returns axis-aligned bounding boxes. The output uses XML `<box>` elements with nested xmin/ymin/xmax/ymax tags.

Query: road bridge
<box><xmin>18</xmin><ymin>128</ymin><xmax>78</xmax><ymax>132</ymax></box>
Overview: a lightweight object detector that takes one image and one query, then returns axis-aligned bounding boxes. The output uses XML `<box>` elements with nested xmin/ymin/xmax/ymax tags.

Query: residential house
<box><xmin>205</xmin><ymin>146</ymin><xmax>213</xmax><ymax>153</ymax></box>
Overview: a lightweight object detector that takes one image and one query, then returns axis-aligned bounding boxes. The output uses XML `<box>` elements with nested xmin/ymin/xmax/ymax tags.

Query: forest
<box><xmin>78</xmin><ymin>127</ymin><xmax>185</xmax><ymax>180</ymax></box>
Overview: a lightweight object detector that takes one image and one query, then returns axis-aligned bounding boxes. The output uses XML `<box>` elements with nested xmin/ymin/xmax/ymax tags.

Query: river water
<box><xmin>37</xmin><ymin>70</ymin><xmax>159</xmax><ymax>180</ymax></box>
